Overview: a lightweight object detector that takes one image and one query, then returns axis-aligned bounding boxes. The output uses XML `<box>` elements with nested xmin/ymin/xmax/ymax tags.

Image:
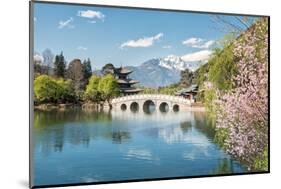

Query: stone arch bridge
<box><xmin>111</xmin><ymin>94</ymin><xmax>192</xmax><ymax>112</ymax></box>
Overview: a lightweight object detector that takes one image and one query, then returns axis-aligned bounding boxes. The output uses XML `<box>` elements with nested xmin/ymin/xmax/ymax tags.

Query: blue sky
<box><xmin>33</xmin><ymin>2</ymin><xmax>256</xmax><ymax>70</ymax></box>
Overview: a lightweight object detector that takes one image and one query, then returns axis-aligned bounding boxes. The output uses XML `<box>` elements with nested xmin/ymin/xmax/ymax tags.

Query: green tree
<box><xmin>140</xmin><ymin>87</ymin><xmax>157</xmax><ymax>94</ymax></box>
<box><xmin>179</xmin><ymin>68</ymin><xmax>194</xmax><ymax>88</ymax></box>
<box><xmin>208</xmin><ymin>47</ymin><xmax>237</xmax><ymax>91</ymax></box>
<box><xmin>98</xmin><ymin>74</ymin><xmax>119</xmax><ymax>102</ymax></box>
<box><xmin>82</xmin><ymin>58</ymin><xmax>92</xmax><ymax>81</ymax></box>
<box><xmin>56</xmin><ymin>78</ymin><xmax>75</xmax><ymax>102</ymax></box>
<box><xmin>54</xmin><ymin>52</ymin><xmax>66</xmax><ymax>78</ymax></box>
<box><xmin>34</xmin><ymin>75</ymin><xmax>59</xmax><ymax>102</ymax></box>
<box><xmin>101</xmin><ymin>63</ymin><xmax>115</xmax><ymax>75</ymax></box>
<box><xmin>84</xmin><ymin>75</ymin><xmax>101</xmax><ymax>102</ymax></box>
<box><xmin>34</xmin><ymin>62</ymin><xmax>49</xmax><ymax>75</ymax></box>
<box><xmin>158</xmin><ymin>83</ymin><xmax>179</xmax><ymax>95</ymax></box>
<box><xmin>34</xmin><ymin>75</ymin><xmax>73</xmax><ymax>103</ymax></box>
<box><xmin>193</xmin><ymin>63</ymin><xmax>210</xmax><ymax>87</ymax></box>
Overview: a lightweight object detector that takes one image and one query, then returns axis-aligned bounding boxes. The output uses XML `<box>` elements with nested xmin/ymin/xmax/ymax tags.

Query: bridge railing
<box><xmin>111</xmin><ymin>94</ymin><xmax>191</xmax><ymax>104</ymax></box>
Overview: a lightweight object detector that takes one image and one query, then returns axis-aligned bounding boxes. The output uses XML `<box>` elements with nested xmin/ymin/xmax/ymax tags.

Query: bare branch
<box><xmin>235</xmin><ymin>16</ymin><xmax>251</xmax><ymax>29</ymax></box>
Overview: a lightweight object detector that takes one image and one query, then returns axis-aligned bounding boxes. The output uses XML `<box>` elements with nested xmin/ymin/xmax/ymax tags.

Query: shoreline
<box><xmin>34</xmin><ymin>102</ymin><xmax>110</xmax><ymax>111</ymax></box>
<box><xmin>34</xmin><ymin>102</ymin><xmax>205</xmax><ymax>112</ymax></box>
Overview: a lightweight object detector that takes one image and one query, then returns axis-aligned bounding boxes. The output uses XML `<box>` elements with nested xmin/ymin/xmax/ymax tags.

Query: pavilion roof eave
<box><xmin>121</xmin><ymin>88</ymin><xmax>143</xmax><ymax>93</ymax></box>
<box><xmin>117</xmin><ymin>79</ymin><xmax>139</xmax><ymax>84</ymax></box>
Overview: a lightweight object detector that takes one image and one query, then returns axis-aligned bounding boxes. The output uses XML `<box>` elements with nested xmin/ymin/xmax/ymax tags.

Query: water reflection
<box><xmin>33</xmin><ymin>110</ymin><xmax>222</xmax><ymax>156</ymax></box>
<box><xmin>112</xmin><ymin>130</ymin><xmax>131</xmax><ymax>144</ymax></box>
<box><xmin>34</xmin><ymin>109</ymin><xmax>113</xmax><ymax>155</ymax></box>
<box><xmin>33</xmin><ymin>109</ymin><xmax>246</xmax><ymax>186</ymax></box>
<box><xmin>211</xmin><ymin>158</ymin><xmax>236</xmax><ymax>174</ymax></box>
<box><xmin>125</xmin><ymin>148</ymin><xmax>158</xmax><ymax>161</ymax></box>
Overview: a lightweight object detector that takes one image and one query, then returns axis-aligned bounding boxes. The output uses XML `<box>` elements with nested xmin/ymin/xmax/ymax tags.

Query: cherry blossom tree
<box><xmin>216</xmin><ymin>18</ymin><xmax>268</xmax><ymax>170</ymax></box>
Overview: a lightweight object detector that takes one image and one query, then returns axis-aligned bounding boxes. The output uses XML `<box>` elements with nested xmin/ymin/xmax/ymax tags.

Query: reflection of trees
<box><xmin>211</xmin><ymin>158</ymin><xmax>234</xmax><ymax>175</ymax></box>
<box><xmin>34</xmin><ymin>109</ymin><xmax>113</xmax><ymax>128</ymax></box>
<box><xmin>99</xmin><ymin>126</ymin><xmax>131</xmax><ymax>144</ymax></box>
<box><xmin>53</xmin><ymin>129</ymin><xmax>64</xmax><ymax>152</ymax></box>
<box><xmin>193</xmin><ymin>111</ymin><xmax>216</xmax><ymax>139</ymax></box>
<box><xmin>33</xmin><ymin>110</ymin><xmax>219</xmax><ymax>157</ymax></box>
<box><xmin>154</xmin><ymin>111</ymin><xmax>216</xmax><ymax>144</ymax></box>
<box><xmin>112</xmin><ymin>130</ymin><xmax>131</xmax><ymax>144</ymax></box>
<box><xmin>33</xmin><ymin>109</ymin><xmax>118</xmax><ymax>155</ymax></box>
<box><xmin>180</xmin><ymin>121</ymin><xmax>192</xmax><ymax>133</ymax></box>
<box><xmin>67</xmin><ymin>124</ymin><xmax>90</xmax><ymax>147</ymax></box>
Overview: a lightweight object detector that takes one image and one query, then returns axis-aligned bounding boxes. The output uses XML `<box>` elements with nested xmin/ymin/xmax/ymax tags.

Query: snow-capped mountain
<box><xmin>128</xmin><ymin>55</ymin><xmax>206</xmax><ymax>88</ymax></box>
<box><xmin>158</xmin><ymin>55</ymin><xmax>204</xmax><ymax>72</ymax></box>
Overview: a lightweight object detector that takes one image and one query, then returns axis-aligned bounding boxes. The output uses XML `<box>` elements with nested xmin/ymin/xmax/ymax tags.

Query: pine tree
<box><xmin>179</xmin><ymin>68</ymin><xmax>194</xmax><ymax>88</ymax></box>
<box><xmin>83</xmin><ymin>58</ymin><xmax>92</xmax><ymax>81</ymax></box>
<box><xmin>54</xmin><ymin>52</ymin><xmax>66</xmax><ymax>78</ymax></box>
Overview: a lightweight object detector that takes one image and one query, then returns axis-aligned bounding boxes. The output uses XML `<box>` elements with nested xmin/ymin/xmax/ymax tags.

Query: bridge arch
<box><xmin>143</xmin><ymin>100</ymin><xmax>156</xmax><ymax>114</ymax></box>
<box><xmin>130</xmin><ymin>102</ymin><xmax>139</xmax><ymax>112</ymax></box>
<box><xmin>173</xmin><ymin>104</ymin><xmax>179</xmax><ymax>112</ymax></box>
<box><xmin>159</xmin><ymin>102</ymin><xmax>169</xmax><ymax>112</ymax></box>
<box><xmin>120</xmin><ymin>103</ymin><xmax>127</xmax><ymax>111</ymax></box>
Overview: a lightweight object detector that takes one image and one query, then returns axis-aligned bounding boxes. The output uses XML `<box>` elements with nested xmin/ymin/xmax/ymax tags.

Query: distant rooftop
<box><xmin>176</xmin><ymin>84</ymin><xmax>198</xmax><ymax>95</ymax></box>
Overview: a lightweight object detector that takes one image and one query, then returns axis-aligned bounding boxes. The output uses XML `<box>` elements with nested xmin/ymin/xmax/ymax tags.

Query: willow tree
<box><xmin>98</xmin><ymin>74</ymin><xmax>119</xmax><ymax>102</ymax></box>
<box><xmin>84</xmin><ymin>75</ymin><xmax>101</xmax><ymax>102</ymax></box>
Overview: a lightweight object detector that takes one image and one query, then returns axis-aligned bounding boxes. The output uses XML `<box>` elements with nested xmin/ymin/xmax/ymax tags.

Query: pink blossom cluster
<box><xmin>216</xmin><ymin>19</ymin><xmax>268</xmax><ymax>168</ymax></box>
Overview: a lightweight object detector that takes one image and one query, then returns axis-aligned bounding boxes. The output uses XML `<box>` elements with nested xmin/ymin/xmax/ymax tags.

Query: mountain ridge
<box><xmin>127</xmin><ymin>55</ymin><xmax>205</xmax><ymax>88</ymax></box>
<box><xmin>94</xmin><ymin>55</ymin><xmax>206</xmax><ymax>88</ymax></box>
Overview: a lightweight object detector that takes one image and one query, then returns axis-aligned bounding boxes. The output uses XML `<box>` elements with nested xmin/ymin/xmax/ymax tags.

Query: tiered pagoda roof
<box><xmin>119</xmin><ymin>87</ymin><xmax>143</xmax><ymax>93</ymax></box>
<box><xmin>114</xmin><ymin>67</ymin><xmax>133</xmax><ymax>75</ymax></box>
<box><xmin>117</xmin><ymin>78</ymin><xmax>139</xmax><ymax>84</ymax></box>
<box><xmin>114</xmin><ymin>66</ymin><xmax>143</xmax><ymax>95</ymax></box>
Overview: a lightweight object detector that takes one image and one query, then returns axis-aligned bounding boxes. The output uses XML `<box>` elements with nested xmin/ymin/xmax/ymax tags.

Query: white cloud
<box><xmin>162</xmin><ymin>45</ymin><xmax>172</xmax><ymax>49</ymax></box>
<box><xmin>182</xmin><ymin>37</ymin><xmax>203</xmax><ymax>46</ymax></box>
<box><xmin>181</xmin><ymin>50</ymin><xmax>212</xmax><ymax>62</ymax></box>
<box><xmin>182</xmin><ymin>37</ymin><xmax>215</xmax><ymax>49</ymax></box>
<box><xmin>33</xmin><ymin>54</ymin><xmax>43</xmax><ymax>63</ymax></box>
<box><xmin>58</xmin><ymin>17</ymin><xmax>74</xmax><ymax>29</ymax></box>
<box><xmin>77</xmin><ymin>46</ymin><xmax>88</xmax><ymax>51</ymax></box>
<box><xmin>120</xmin><ymin>33</ymin><xmax>163</xmax><ymax>49</ymax></box>
<box><xmin>198</xmin><ymin>40</ymin><xmax>215</xmax><ymax>48</ymax></box>
<box><xmin>34</xmin><ymin>17</ymin><xmax>37</xmax><ymax>22</ymax></box>
<box><xmin>77</xmin><ymin>10</ymin><xmax>105</xmax><ymax>21</ymax></box>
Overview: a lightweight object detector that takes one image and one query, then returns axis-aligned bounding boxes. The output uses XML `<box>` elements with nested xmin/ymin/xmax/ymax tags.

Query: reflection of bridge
<box><xmin>111</xmin><ymin>94</ymin><xmax>192</xmax><ymax>112</ymax></box>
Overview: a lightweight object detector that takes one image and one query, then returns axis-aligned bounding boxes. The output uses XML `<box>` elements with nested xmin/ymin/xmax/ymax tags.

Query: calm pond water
<box><xmin>32</xmin><ymin>108</ymin><xmax>246</xmax><ymax>186</ymax></box>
